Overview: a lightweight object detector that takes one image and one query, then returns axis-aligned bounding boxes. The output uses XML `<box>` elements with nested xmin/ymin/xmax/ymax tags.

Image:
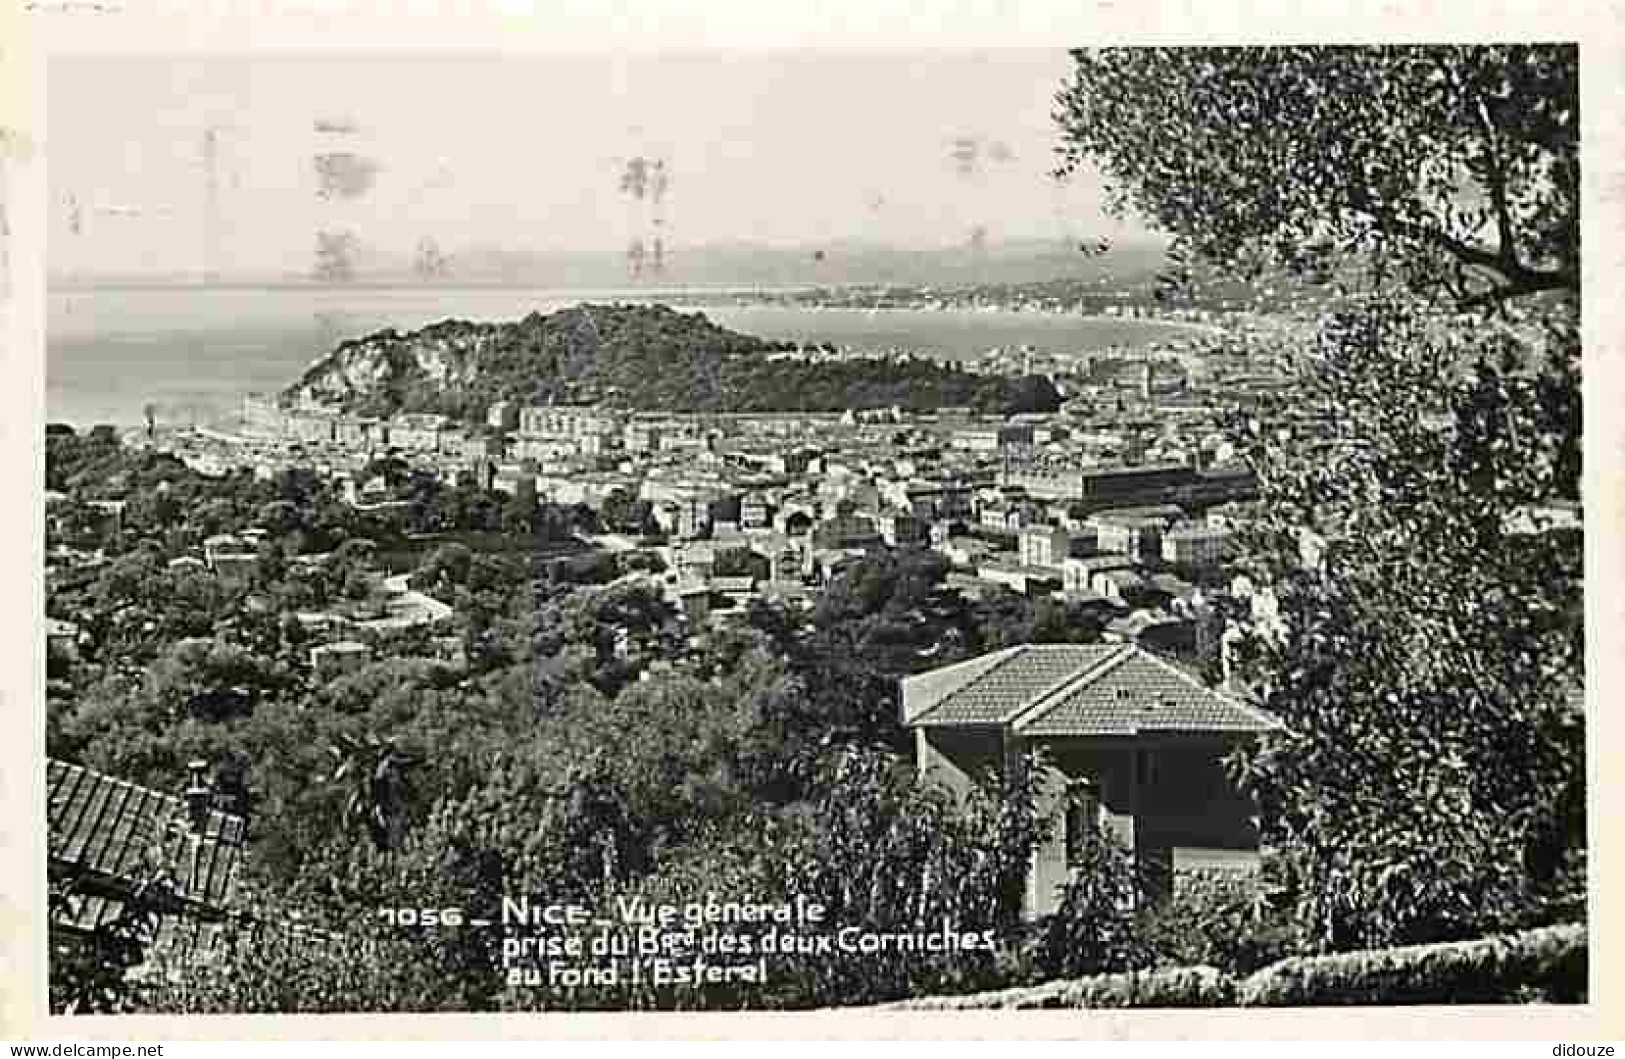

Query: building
<box><xmin>286</xmin><ymin>410</ymin><xmax>337</xmax><ymax>445</ymax></box>
<box><xmin>202</xmin><ymin>534</ymin><xmax>258</xmax><ymax>584</ymax></box>
<box><xmin>738</xmin><ymin>491</ymin><xmax>774</xmax><ymax>530</ymax></box>
<box><xmin>48</xmin><ymin>758</ymin><xmax>246</xmax><ymax>975</ymax></box>
<box><xmin>811</xmin><ymin>511</ymin><xmax>882</xmax><ymax>551</ymax></box>
<box><xmin>901</xmin><ymin>643</ymin><xmax>1281</xmax><ymax>916</ymax></box>
<box><xmin>519</xmin><ymin>404</ymin><xmax>622</xmax><ymax>441</ymax></box>
<box><xmin>435</xmin><ymin>424</ymin><xmax>469</xmax><ymax>456</ymax></box>
<box><xmin>486</xmin><ymin>399</ymin><xmax>520</xmax><ymax>432</ymax></box>
<box><xmin>950</xmin><ymin>423</ymin><xmax>1036</xmax><ymax>454</ymax></box>
<box><xmin>1017</xmin><ymin>525</ymin><xmax>1071</xmax><ymax>570</ymax></box>
<box><xmin>1003</xmin><ymin>463</ymin><xmax>1199</xmax><ymax>508</ymax></box>
<box><xmin>878</xmin><ymin>510</ymin><xmax>929</xmax><ymax>548</ymax></box>
<box><xmin>674</xmin><ymin>496</ymin><xmax>715</xmax><ymax>541</ymax></box>
<box><xmin>46</xmin><ymin>617</ymin><xmax>81</xmax><ymax>666</ymax></box>
<box><xmin>388</xmin><ymin>413</ymin><xmax>449</xmax><ymax>454</ymax></box>
<box><xmin>1092</xmin><ymin>567</ymin><xmax>1148</xmax><ymax>603</ymax></box>
<box><xmin>940</xmin><ymin>537</ymin><xmax>996</xmax><ymax>570</ymax></box>
<box><xmin>739</xmin><ymin>531</ymin><xmax>802</xmax><ymax>584</ymax></box>
<box><xmin>672</xmin><ymin>579</ymin><xmax>712</xmax><ymax>623</ymax></box>
<box><xmin>1162</xmin><ymin>523</ymin><xmax>1232</xmax><ymax>570</ymax></box>
<box><xmin>1091</xmin><ymin>510</ymin><xmax>1175</xmax><ymax>563</ymax></box>
<box><xmin>310</xmin><ymin>640</ymin><xmax>374</xmax><ymax>681</ymax></box>
<box><xmin>623</xmin><ymin>422</ymin><xmax>663</xmax><ymax>455</ymax></box>
<box><xmin>976</xmin><ymin>562</ymin><xmax>1064</xmax><ymax>598</ymax></box>
<box><xmin>894</xmin><ymin>480</ymin><xmax>977</xmax><ymax>522</ymax></box>
<box><xmin>671</xmin><ymin>542</ymin><xmax>717</xmax><ymax>581</ymax></box>
<box><xmin>333</xmin><ymin>416</ymin><xmax>382</xmax><ymax>451</ymax></box>
<box><xmin>577</xmin><ymin>431</ymin><xmax>617</xmax><ymax>458</ymax></box>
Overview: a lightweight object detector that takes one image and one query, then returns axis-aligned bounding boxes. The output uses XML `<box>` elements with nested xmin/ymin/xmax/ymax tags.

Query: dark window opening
<box><xmin>1135</xmin><ymin>748</ymin><xmax>1158</xmax><ymax>787</ymax></box>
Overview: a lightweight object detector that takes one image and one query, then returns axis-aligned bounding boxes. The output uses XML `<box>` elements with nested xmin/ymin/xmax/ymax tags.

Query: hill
<box><xmin>283</xmin><ymin>302</ymin><xmax>1061</xmax><ymax>421</ymax></box>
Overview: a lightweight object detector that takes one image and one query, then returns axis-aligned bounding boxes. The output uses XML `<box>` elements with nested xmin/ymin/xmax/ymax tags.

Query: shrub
<box><xmin>1033</xmin><ymin>823</ymin><xmax>1144</xmax><ymax>979</ymax></box>
<box><xmin>1237</xmin><ymin>923</ymin><xmax>1587</xmax><ymax>1006</ymax></box>
<box><xmin>1136</xmin><ymin>868</ymin><xmax>1299</xmax><ymax>975</ymax></box>
<box><xmin>1051</xmin><ymin>964</ymin><xmax>1236</xmax><ymax>1008</ymax></box>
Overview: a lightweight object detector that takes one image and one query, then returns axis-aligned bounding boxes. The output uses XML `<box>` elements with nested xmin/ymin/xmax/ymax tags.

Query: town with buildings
<box><xmin>106</xmin><ymin>321</ymin><xmax>1291</xmax><ymax>663</ymax></box>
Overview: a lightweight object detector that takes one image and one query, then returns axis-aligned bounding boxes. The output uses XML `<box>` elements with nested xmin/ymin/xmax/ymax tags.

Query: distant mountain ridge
<box><xmin>55</xmin><ymin>238</ymin><xmax>1171</xmax><ymax>291</ymax></box>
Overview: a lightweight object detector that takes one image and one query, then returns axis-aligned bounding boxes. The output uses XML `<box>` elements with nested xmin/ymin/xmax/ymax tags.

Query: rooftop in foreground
<box><xmin>901</xmin><ymin>642</ymin><xmax>1281</xmax><ymax>737</ymax></box>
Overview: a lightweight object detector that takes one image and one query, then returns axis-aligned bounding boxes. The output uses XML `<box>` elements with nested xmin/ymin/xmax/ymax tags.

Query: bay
<box><xmin>46</xmin><ymin>285</ymin><xmax>1203</xmax><ymax>427</ymax></box>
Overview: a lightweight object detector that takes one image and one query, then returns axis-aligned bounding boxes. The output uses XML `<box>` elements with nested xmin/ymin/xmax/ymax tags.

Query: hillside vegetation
<box><xmin>285</xmin><ymin>303</ymin><xmax>1060</xmax><ymax>421</ymax></box>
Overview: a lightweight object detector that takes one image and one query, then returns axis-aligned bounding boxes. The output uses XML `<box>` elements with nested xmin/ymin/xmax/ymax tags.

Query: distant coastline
<box><xmin>47</xmin><ymin>287</ymin><xmax>1221</xmax><ymax>430</ymax></box>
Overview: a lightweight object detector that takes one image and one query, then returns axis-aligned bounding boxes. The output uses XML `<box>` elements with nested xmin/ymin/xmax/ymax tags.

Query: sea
<box><xmin>46</xmin><ymin>286</ymin><xmax>1205</xmax><ymax>428</ymax></box>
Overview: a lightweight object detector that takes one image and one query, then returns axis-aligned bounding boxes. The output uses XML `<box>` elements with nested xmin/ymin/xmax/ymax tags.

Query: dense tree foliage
<box><xmin>48</xmin><ymin>462</ymin><xmax>1142</xmax><ymax>1010</ymax></box>
<box><xmin>1056</xmin><ymin>46</ymin><xmax>1579</xmax><ymax>309</ymax></box>
<box><xmin>1223</xmin><ymin>304</ymin><xmax>1584</xmax><ymax>950</ymax></box>
<box><xmin>291</xmin><ymin>304</ymin><xmax>1055</xmax><ymax>421</ymax></box>
<box><xmin>1056</xmin><ymin>43</ymin><xmax>1584</xmax><ymax>952</ymax></box>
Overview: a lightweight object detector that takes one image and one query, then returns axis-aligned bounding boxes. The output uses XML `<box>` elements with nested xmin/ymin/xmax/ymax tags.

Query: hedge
<box><xmin>1236</xmin><ymin>923</ymin><xmax>1587</xmax><ymax>1006</ymax></box>
<box><xmin>885</xmin><ymin>965</ymin><xmax>1235</xmax><ymax>1010</ymax></box>
<box><xmin>879</xmin><ymin>923</ymin><xmax>1585</xmax><ymax>1009</ymax></box>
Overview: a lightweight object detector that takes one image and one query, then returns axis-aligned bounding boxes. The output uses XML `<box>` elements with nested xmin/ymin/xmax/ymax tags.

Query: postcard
<box><xmin>4</xmin><ymin>0</ymin><xmax>1619</xmax><ymax>1041</ymax></box>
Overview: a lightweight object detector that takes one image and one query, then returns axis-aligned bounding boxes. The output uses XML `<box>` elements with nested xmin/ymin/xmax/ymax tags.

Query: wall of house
<box><xmin>1131</xmin><ymin>735</ymin><xmax>1259</xmax><ymax>855</ymax></box>
<box><xmin>915</xmin><ymin>726</ymin><xmax>1004</xmax><ymax>802</ymax></box>
<box><xmin>916</xmin><ymin>725</ymin><xmax>1264</xmax><ymax>918</ymax></box>
<box><xmin>1027</xmin><ymin>739</ymin><xmax>1139</xmax><ymax>916</ymax></box>
<box><xmin>1025</xmin><ymin>734</ymin><xmax>1260</xmax><ymax>914</ymax></box>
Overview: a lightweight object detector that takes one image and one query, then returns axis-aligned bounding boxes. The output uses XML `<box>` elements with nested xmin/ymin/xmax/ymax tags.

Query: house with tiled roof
<box><xmin>47</xmin><ymin>758</ymin><xmax>247</xmax><ymax>978</ymax></box>
<box><xmin>901</xmin><ymin>642</ymin><xmax>1281</xmax><ymax>917</ymax></box>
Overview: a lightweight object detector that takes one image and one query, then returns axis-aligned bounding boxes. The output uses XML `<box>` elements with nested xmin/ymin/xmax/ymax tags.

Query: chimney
<box><xmin>185</xmin><ymin>758</ymin><xmax>212</xmax><ymax>834</ymax></box>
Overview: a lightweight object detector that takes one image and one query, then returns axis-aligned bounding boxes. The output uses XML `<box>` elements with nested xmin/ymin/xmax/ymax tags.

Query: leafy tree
<box><xmin>1004</xmin><ymin>373</ymin><xmax>1064</xmax><ymax>415</ymax></box>
<box><xmin>283</xmin><ymin>302</ymin><xmax>1054</xmax><ymax>420</ymax></box>
<box><xmin>411</xmin><ymin>542</ymin><xmax>474</xmax><ymax>594</ymax></box>
<box><xmin>1133</xmin><ymin>867</ymin><xmax>1296</xmax><ymax>975</ymax></box>
<box><xmin>49</xmin><ymin>868</ymin><xmax>176</xmax><ymax>1014</ymax></box>
<box><xmin>1035</xmin><ymin>819</ymin><xmax>1143</xmax><ymax>980</ymax></box>
<box><xmin>601</xmin><ymin>487</ymin><xmax>655</xmax><ymax>535</ymax></box>
<box><xmin>1055</xmin><ymin>42</ymin><xmax>1584</xmax><ymax>953</ymax></box>
<box><xmin>1222</xmin><ymin>304</ymin><xmax>1583</xmax><ymax>951</ymax></box>
<box><xmin>326</xmin><ymin>731</ymin><xmax>422</xmax><ymax>852</ymax></box>
<box><xmin>1055</xmin><ymin>45</ymin><xmax>1578</xmax><ymax>309</ymax></box>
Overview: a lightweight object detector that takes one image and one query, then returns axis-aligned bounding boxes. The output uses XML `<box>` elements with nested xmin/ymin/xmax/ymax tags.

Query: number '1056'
<box><xmin>377</xmin><ymin>907</ymin><xmax>465</xmax><ymax>927</ymax></box>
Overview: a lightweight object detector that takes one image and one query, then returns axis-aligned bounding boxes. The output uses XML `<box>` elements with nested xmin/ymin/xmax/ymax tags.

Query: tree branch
<box><xmin>1376</xmin><ymin>213</ymin><xmax>1576</xmax><ymax>309</ymax></box>
<box><xmin>1456</xmin><ymin>268</ymin><xmax>1578</xmax><ymax>310</ymax></box>
<box><xmin>1471</xmin><ymin>92</ymin><xmax>1524</xmax><ymax>279</ymax></box>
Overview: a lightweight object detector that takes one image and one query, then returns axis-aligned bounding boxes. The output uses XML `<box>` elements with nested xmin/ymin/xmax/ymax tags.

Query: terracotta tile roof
<box><xmin>48</xmin><ymin>759</ymin><xmax>247</xmax><ymax>962</ymax></box>
<box><xmin>902</xmin><ymin>643</ymin><xmax>1282</xmax><ymax>737</ymax></box>
<box><xmin>1019</xmin><ymin>648</ymin><xmax>1281</xmax><ymax>737</ymax></box>
<box><xmin>54</xmin><ymin>890</ymin><xmax>235</xmax><ymax>965</ymax></box>
<box><xmin>904</xmin><ymin>644</ymin><xmax>1124</xmax><ymax>726</ymax></box>
<box><xmin>900</xmin><ymin>646</ymin><xmax>1020</xmax><ymax>725</ymax></box>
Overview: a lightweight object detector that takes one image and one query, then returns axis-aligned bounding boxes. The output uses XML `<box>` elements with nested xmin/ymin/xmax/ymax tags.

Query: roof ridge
<box><xmin>1010</xmin><ymin>642</ymin><xmax>1137</xmax><ymax>732</ymax></box>
<box><xmin>904</xmin><ymin>644</ymin><xmax>1027</xmax><ymax>726</ymax></box>
<box><xmin>996</xmin><ymin>643</ymin><xmax>1128</xmax><ymax>725</ymax></box>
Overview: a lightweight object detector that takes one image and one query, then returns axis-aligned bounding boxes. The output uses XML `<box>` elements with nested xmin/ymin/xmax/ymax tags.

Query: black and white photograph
<box><xmin>19</xmin><ymin>9</ymin><xmax>1603</xmax><ymax>1033</ymax></box>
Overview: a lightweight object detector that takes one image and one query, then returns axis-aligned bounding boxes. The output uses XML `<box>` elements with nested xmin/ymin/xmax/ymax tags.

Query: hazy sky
<box><xmin>48</xmin><ymin>51</ymin><xmax>1149</xmax><ymax>276</ymax></box>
